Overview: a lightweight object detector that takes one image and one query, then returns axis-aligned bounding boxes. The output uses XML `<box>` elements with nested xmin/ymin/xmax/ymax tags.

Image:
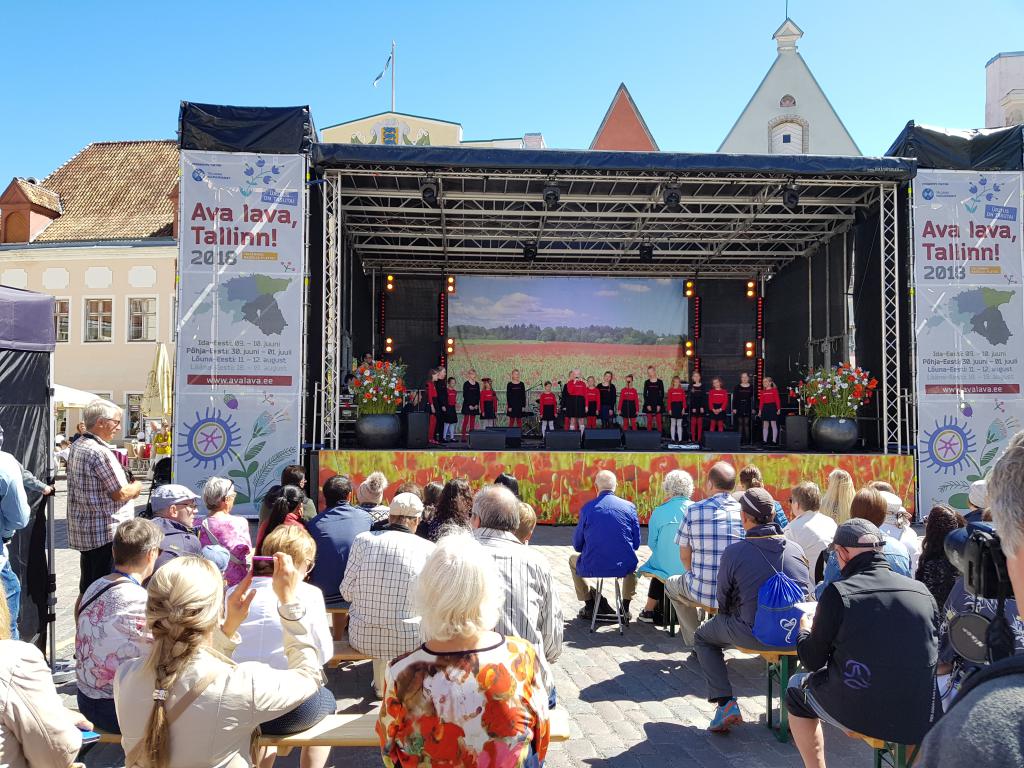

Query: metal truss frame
<box><xmin>878</xmin><ymin>183</ymin><xmax>902</xmax><ymax>454</ymax></box>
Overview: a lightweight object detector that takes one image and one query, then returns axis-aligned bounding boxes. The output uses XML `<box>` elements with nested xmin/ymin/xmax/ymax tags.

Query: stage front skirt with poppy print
<box><xmin>317</xmin><ymin>450</ymin><xmax>915</xmax><ymax>525</ymax></box>
<box><xmin>376</xmin><ymin>636</ymin><xmax>549</xmax><ymax>768</ymax></box>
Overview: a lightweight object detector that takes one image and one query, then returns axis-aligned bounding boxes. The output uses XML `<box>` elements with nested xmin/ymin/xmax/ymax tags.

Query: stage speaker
<box><xmin>624</xmin><ymin>430</ymin><xmax>661</xmax><ymax>451</ymax></box>
<box><xmin>704</xmin><ymin>431</ymin><xmax>741</xmax><ymax>452</ymax></box>
<box><xmin>406</xmin><ymin>412</ymin><xmax>429</xmax><ymax>449</ymax></box>
<box><xmin>469</xmin><ymin>430</ymin><xmax>506</xmax><ymax>450</ymax></box>
<box><xmin>545</xmin><ymin>430</ymin><xmax>582</xmax><ymax>451</ymax></box>
<box><xmin>483</xmin><ymin>427</ymin><xmax>522</xmax><ymax>449</ymax></box>
<box><xmin>583</xmin><ymin>428</ymin><xmax>622</xmax><ymax>450</ymax></box>
<box><xmin>785</xmin><ymin>415</ymin><xmax>809</xmax><ymax>451</ymax></box>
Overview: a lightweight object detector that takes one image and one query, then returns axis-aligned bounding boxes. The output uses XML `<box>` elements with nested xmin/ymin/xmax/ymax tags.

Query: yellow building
<box><xmin>320</xmin><ymin>111</ymin><xmax>545</xmax><ymax>149</ymax></box>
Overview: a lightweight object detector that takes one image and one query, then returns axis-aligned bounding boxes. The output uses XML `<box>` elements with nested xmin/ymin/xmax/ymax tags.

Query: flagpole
<box><xmin>391</xmin><ymin>40</ymin><xmax>396</xmax><ymax>112</ymax></box>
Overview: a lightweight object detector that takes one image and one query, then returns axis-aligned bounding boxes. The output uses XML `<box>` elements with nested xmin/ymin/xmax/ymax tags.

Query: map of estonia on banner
<box><xmin>174</xmin><ymin>150</ymin><xmax>306</xmax><ymax>515</ymax></box>
<box><xmin>914</xmin><ymin>169</ymin><xmax>1024</xmax><ymax>509</ymax></box>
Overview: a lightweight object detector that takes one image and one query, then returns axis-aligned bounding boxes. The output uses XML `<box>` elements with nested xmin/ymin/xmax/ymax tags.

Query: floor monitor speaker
<box><xmin>583</xmin><ymin>428</ymin><xmax>622</xmax><ymax>450</ymax></box>
<box><xmin>545</xmin><ymin>430</ymin><xmax>582</xmax><ymax>451</ymax></box>
<box><xmin>623</xmin><ymin>430</ymin><xmax>661</xmax><ymax>451</ymax></box>
<box><xmin>469</xmin><ymin>430</ymin><xmax>507</xmax><ymax>450</ymax></box>
<box><xmin>703</xmin><ymin>430</ymin><xmax>741</xmax><ymax>452</ymax></box>
<box><xmin>406</xmin><ymin>412</ymin><xmax>429</xmax><ymax>449</ymax></box>
<box><xmin>785</xmin><ymin>415</ymin><xmax>809</xmax><ymax>450</ymax></box>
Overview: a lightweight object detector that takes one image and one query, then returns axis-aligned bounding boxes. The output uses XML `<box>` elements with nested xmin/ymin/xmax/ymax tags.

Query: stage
<box><xmin>314</xmin><ymin>449</ymin><xmax>915</xmax><ymax>525</ymax></box>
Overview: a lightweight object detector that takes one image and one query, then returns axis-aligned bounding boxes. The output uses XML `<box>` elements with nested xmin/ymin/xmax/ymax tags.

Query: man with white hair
<box><xmin>472</xmin><ymin>484</ymin><xmax>563</xmax><ymax>705</ymax></box>
<box><xmin>67</xmin><ymin>400</ymin><xmax>142</xmax><ymax>594</ymax></box>
<box><xmin>569</xmin><ymin>469</ymin><xmax>640</xmax><ymax>620</ymax></box>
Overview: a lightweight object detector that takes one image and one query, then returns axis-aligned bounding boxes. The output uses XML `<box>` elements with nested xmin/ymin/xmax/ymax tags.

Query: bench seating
<box><xmin>327</xmin><ymin>639</ymin><xmax>372</xmax><ymax>667</ymax></box>
<box><xmin>848</xmin><ymin>733</ymin><xmax>917</xmax><ymax>768</ymax></box>
<box><xmin>96</xmin><ymin>708</ymin><xmax>571</xmax><ymax>755</ymax></box>
<box><xmin>326</xmin><ymin>606</ymin><xmax>348</xmax><ymax>615</ymax></box>
<box><xmin>735</xmin><ymin>647</ymin><xmax>799</xmax><ymax>744</ymax></box>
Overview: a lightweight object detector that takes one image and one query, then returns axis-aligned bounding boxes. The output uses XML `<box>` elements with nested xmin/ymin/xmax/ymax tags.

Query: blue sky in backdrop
<box><xmin>449</xmin><ymin>277</ymin><xmax>687</xmax><ymax>334</ymax></box>
<box><xmin>2</xmin><ymin>1</ymin><xmax>1023</xmax><ymax>183</ymax></box>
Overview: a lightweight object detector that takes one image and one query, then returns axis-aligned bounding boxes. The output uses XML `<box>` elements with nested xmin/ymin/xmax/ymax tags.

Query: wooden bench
<box><xmin>327</xmin><ymin>639</ymin><xmax>372</xmax><ymax>668</ymax></box>
<box><xmin>736</xmin><ymin>647</ymin><xmax>799</xmax><ymax>744</ymax></box>
<box><xmin>326</xmin><ymin>605</ymin><xmax>349</xmax><ymax>639</ymax></box>
<box><xmin>848</xmin><ymin>733</ymin><xmax>917</xmax><ymax>768</ymax></box>
<box><xmin>96</xmin><ymin>708</ymin><xmax>571</xmax><ymax>755</ymax></box>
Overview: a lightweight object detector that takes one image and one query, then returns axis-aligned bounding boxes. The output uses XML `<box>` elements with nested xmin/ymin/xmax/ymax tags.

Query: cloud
<box><xmin>654</xmin><ymin>278</ymin><xmax>673</xmax><ymax>285</ymax></box>
<box><xmin>594</xmin><ymin>289</ymin><xmax>619</xmax><ymax>298</ymax></box>
<box><xmin>621</xmin><ymin>283</ymin><xmax>651</xmax><ymax>293</ymax></box>
<box><xmin>450</xmin><ymin>291</ymin><xmax>579</xmax><ymax>328</ymax></box>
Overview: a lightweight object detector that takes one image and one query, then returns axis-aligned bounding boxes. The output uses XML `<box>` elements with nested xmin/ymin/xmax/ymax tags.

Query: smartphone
<box><xmin>79</xmin><ymin>729</ymin><xmax>101</xmax><ymax>745</ymax></box>
<box><xmin>252</xmin><ymin>556</ymin><xmax>274</xmax><ymax>564</ymax></box>
<box><xmin>251</xmin><ymin>555</ymin><xmax>274</xmax><ymax>575</ymax></box>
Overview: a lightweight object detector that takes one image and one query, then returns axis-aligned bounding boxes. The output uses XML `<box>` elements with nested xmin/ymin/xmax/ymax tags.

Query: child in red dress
<box><xmin>688</xmin><ymin>371</ymin><xmax>706</xmax><ymax>444</ymax></box>
<box><xmin>585</xmin><ymin>376</ymin><xmax>600</xmax><ymax>429</ymax></box>
<box><xmin>425</xmin><ymin>367</ymin><xmax>440</xmax><ymax>446</ymax></box>
<box><xmin>538</xmin><ymin>381</ymin><xmax>558</xmax><ymax>436</ymax></box>
<box><xmin>479</xmin><ymin>378</ymin><xmax>498</xmax><ymax>428</ymax></box>
<box><xmin>708</xmin><ymin>377</ymin><xmax>729</xmax><ymax>432</ymax></box>
<box><xmin>666</xmin><ymin>376</ymin><xmax>687</xmax><ymax>442</ymax></box>
<box><xmin>759</xmin><ymin>375</ymin><xmax>782</xmax><ymax>446</ymax></box>
<box><xmin>618</xmin><ymin>375</ymin><xmax>640</xmax><ymax>430</ymax></box>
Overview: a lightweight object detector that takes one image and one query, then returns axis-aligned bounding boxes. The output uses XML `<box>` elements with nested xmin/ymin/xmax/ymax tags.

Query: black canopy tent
<box><xmin>0</xmin><ymin>286</ymin><xmax>55</xmax><ymax>656</ymax></box>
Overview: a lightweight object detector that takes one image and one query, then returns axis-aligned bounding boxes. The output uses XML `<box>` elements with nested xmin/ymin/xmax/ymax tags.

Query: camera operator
<box><xmin>918</xmin><ymin>434</ymin><xmax>1024</xmax><ymax>766</ymax></box>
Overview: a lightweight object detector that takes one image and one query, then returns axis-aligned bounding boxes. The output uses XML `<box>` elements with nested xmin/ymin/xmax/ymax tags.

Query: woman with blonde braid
<box><xmin>114</xmin><ymin>554</ymin><xmax>325</xmax><ymax>768</ymax></box>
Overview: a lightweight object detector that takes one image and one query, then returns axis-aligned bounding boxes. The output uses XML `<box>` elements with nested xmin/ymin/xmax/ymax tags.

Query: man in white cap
<box><xmin>148</xmin><ymin>483</ymin><xmax>204</xmax><ymax>573</ymax></box>
<box><xmin>879</xmin><ymin>490</ymin><xmax>921</xmax><ymax>573</ymax></box>
<box><xmin>342</xmin><ymin>492</ymin><xmax>435</xmax><ymax>696</ymax></box>
<box><xmin>965</xmin><ymin>479</ymin><xmax>988</xmax><ymax>523</ymax></box>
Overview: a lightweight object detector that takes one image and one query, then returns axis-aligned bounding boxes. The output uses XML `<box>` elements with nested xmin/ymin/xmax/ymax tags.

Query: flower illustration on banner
<box><xmin>240</xmin><ymin>156</ymin><xmax>281</xmax><ymax>198</ymax></box>
<box><xmin>226</xmin><ymin>408</ymin><xmax>293</xmax><ymax>506</ymax></box>
<box><xmin>964</xmin><ymin>176</ymin><xmax>1002</xmax><ymax>214</ymax></box>
<box><xmin>935</xmin><ymin>414</ymin><xmax>1020</xmax><ymax>508</ymax></box>
<box><xmin>920</xmin><ymin>416</ymin><xmax>976</xmax><ymax>476</ymax></box>
<box><xmin>180</xmin><ymin>408</ymin><xmax>240</xmax><ymax>471</ymax></box>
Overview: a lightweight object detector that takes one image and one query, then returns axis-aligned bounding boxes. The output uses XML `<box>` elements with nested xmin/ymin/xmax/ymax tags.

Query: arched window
<box><xmin>779</xmin><ymin>94</ymin><xmax>797</xmax><ymax>108</ymax></box>
<box><xmin>3</xmin><ymin>212</ymin><xmax>29</xmax><ymax>243</ymax></box>
<box><xmin>770</xmin><ymin>121</ymin><xmax>803</xmax><ymax>155</ymax></box>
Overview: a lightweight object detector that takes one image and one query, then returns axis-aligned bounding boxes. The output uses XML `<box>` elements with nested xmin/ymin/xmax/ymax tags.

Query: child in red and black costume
<box><xmin>461</xmin><ymin>369</ymin><xmax>481</xmax><ymax>439</ymax></box>
<box><xmin>688</xmin><ymin>370</ymin><xmax>706</xmax><ymax>443</ymax></box>
<box><xmin>759</xmin><ymin>375</ymin><xmax>782</xmax><ymax>446</ymax></box>
<box><xmin>733</xmin><ymin>371</ymin><xmax>755</xmax><ymax>445</ymax></box>
<box><xmin>444</xmin><ymin>376</ymin><xmax>459</xmax><ymax>442</ymax></box>
<box><xmin>538</xmin><ymin>381</ymin><xmax>558</xmax><ymax>437</ymax></box>
<box><xmin>707</xmin><ymin>377</ymin><xmax>729</xmax><ymax>432</ymax></box>
<box><xmin>618</xmin><ymin>375</ymin><xmax>640</xmax><ymax>430</ymax></box>
<box><xmin>425</xmin><ymin>367</ymin><xmax>440</xmax><ymax>446</ymax></box>
<box><xmin>479</xmin><ymin>378</ymin><xmax>498</xmax><ymax>428</ymax></box>
<box><xmin>585</xmin><ymin>376</ymin><xmax>600</xmax><ymax>429</ymax></box>
<box><xmin>506</xmin><ymin>369</ymin><xmax>526</xmax><ymax>428</ymax></box>
<box><xmin>666</xmin><ymin>376</ymin><xmax>687</xmax><ymax>442</ymax></box>
<box><xmin>563</xmin><ymin>370</ymin><xmax>587</xmax><ymax>431</ymax></box>
<box><xmin>643</xmin><ymin>366</ymin><xmax>665</xmax><ymax>433</ymax></box>
<box><xmin>597</xmin><ymin>370</ymin><xmax>617</xmax><ymax>427</ymax></box>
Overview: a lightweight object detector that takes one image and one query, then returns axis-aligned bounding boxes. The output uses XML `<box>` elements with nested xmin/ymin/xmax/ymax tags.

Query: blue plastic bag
<box><xmin>750</xmin><ymin>545</ymin><xmax>806</xmax><ymax>647</ymax></box>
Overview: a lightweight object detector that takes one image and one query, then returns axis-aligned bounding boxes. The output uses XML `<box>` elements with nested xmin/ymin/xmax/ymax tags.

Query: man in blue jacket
<box><xmin>569</xmin><ymin>470</ymin><xmax>640</xmax><ymax>620</ymax></box>
<box><xmin>307</xmin><ymin>474</ymin><xmax>371</xmax><ymax>605</ymax></box>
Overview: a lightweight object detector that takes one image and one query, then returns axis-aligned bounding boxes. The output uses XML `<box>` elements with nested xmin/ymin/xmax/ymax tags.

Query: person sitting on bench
<box><xmin>306</xmin><ymin>475</ymin><xmax>370</xmax><ymax>607</ymax></box>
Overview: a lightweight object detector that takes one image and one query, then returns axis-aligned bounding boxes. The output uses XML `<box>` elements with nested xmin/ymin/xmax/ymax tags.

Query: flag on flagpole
<box><xmin>372</xmin><ymin>52</ymin><xmax>393</xmax><ymax>87</ymax></box>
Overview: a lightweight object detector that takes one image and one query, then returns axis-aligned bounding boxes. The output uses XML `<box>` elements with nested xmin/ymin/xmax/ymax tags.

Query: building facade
<box><xmin>986</xmin><ymin>51</ymin><xmax>1024</xmax><ymax>128</ymax></box>
<box><xmin>320</xmin><ymin>111</ymin><xmax>544</xmax><ymax>148</ymax></box>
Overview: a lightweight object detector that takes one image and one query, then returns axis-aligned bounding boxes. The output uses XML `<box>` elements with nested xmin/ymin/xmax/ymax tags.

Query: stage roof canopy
<box><xmin>314</xmin><ymin>143</ymin><xmax>915</xmax><ymax>277</ymax></box>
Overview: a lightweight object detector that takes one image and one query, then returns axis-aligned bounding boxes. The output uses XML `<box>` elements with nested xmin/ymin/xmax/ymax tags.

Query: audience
<box><xmin>76</xmin><ymin>518</ymin><xmax>162</xmax><ymax>733</ymax></box>
<box><xmin>783</xmin><ymin>481</ymin><xmax>835</xmax><ymax>591</ymax></box>
<box><xmin>879</xmin><ymin>491</ymin><xmax>922</xmax><ymax>572</ymax></box>
<box><xmin>0</xmin><ymin>431</ymin><xmax>30</xmax><ymax>637</ymax></box>
<box><xmin>391</xmin><ymin>481</ymin><xmax>422</xmax><ymax>499</ymax></box>
<box><xmin>149</xmin><ymin>484</ymin><xmax>205</xmax><ymax>573</ymax></box>
<box><xmin>472</xmin><ymin>485</ymin><xmax>563</xmax><ymax>705</ymax></box>
<box><xmin>306</xmin><ymin>475</ymin><xmax>371</xmax><ymax>606</ymax></box>
<box><xmin>255</xmin><ymin>485</ymin><xmax>307</xmax><ymax>555</ymax></box>
<box><xmin>696</xmin><ymin>488</ymin><xmax>809</xmax><ymax>733</ymax></box>
<box><xmin>516</xmin><ymin>501</ymin><xmax>538</xmax><ymax>543</ymax></box>
<box><xmin>665</xmin><ymin>462</ymin><xmax>743</xmax><ymax>647</ymax></box>
<box><xmin>259</xmin><ymin>464</ymin><xmax>317</xmax><ymax>525</ymax></box>
<box><xmin>569</xmin><ymin>470</ymin><xmax>641</xmax><ymax>620</ymax></box>
<box><xmin>423</xmin><ymin>477</ymin><xmax>474</xmax><ymax>541</ymax></box>
<box><xmin>197</xmin><ymin>477</ymin><xmax>252</xmax><ymax>587</ymax></box>
<box><xmin>341</xmin><ymin>492</ymin><xmax>436</xmax><ymax>696</ymax></box>
<box><xmin>0</xmin><ymin>591</ymin><xmax>86</xmax><ymax>767</ymax></box>
<box><xmin>114</xmin><ymin>554</ymin><xmax>323</xmax><ymax>768</ymax></box>
<box><xmin>377</xmin><ymin>532</ymin><xmax>550</xmax><ymax>767</ymax></box>
<box><xmin>787</xmin><ymin>519</ymin><xmax>939</xmax><ymax>768</ymax></box>
<box><xmin>915</xmin><ymin>504</ymin><xmax>965</xmax><ymax>608</ymax></box>
<box><xmin>736</xmin><ymin>465</ymin><xmax>787</xmax><ymax>529</ymax></box>
<box><xmin>964</xmin><ymin>478</ymin><xmax>988</xmax><ymax>523</ymax></box>
<box><xmin>356</xmin><ymin>471</ymin><xmax>391</xmax><ymax>523</ymax></box>
<box><xmin>637</xmin><ymin>469</ymin><xmax>693</xmax><ymax>624</ymax></box>
<box><xmin>494</xmin><ymin>471</ymin><xmax>521</xmax><ymax>498</ymax></box>
<box><xmin>422</xmin><ymin>481</ymin><xmax>443</xmax><ymax>517</ymax></box>
<box><xmin>819</xmin><ymin>469</ymin><xmax>855</xmax><ymax>524</ymax></box>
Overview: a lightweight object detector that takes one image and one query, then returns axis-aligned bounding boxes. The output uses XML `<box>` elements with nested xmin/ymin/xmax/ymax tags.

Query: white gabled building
<box><xmin>719</xmin><ymin>19</ymin><xmax>860</xmax><ymax>156</ymax></box>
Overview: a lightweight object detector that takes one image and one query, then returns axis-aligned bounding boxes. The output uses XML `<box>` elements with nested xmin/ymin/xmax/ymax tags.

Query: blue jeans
<box><xmin>1</xmin><ymin>558</ymin><xmax>21</xmax><ymax>640</ymax></box>
<box><xmin>77</xmin><ymin>690</ymin><xmax>120</xmax><ymax>734</ymax></box>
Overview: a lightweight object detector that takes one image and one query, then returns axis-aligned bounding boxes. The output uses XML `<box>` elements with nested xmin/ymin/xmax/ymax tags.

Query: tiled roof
<box><xmin>33</xmin><ymin>140</ymin><xmax>178</xmax><ymax>243</ymax></box>
<box><xmin>14</xmin><ymin>178</ymin><xmax>61</xmax><ymax>213</ymax></box>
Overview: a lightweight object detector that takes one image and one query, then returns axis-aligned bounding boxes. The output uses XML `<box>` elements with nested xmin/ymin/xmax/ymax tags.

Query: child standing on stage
<box><xmin>426</xmin><ymin>367</ymin><xmax>440</xmax><ymax>446</ymax></box>
<box><xmin>433</xmin><ymin>366</ymin><xmax>448</xmax><ymax>444</ymax></box>
<box><xmin>708</xmin><ymin>377</ymin><xmax>729</xmax><ymax>432</ymax></box>
<box><xmin>759</xmin><ymin>375</ymin><xmax>782</xmax><ymax>446</ymax></box>
<box><xmin>618</xmin><ymin>374</ymin><xmax>639</xmax><ymax>430</ymax></box>
<box><xmin>733</xmin><ymin>371</ymin><xmax>755</xmax><ymax>445</ymax></box>
<box><xmin>643</xmin><ymin>366</ymin><xmax>665</xmax><ymax>434</ymax></box>
<box><xmin>666</xmin><ymin>376</ymin><xmax>687</xmax><ymax>442</ymax></box>
<box><xmin>563</xmin><ymin>369</ymin><xmax>587</xmax><ymax>431</ymax></box>
<box><xmin>688</xmin><ymin>370</ymin><xmax>706</xmax><ymax>444</ymax></box>
<box><xmin>538</xmin><ymin>381</ymin><xmax>558</xmax><ymax>436</ymax></box>
<box><xmin>585</xmin><ymin>376</ymin><xmax>600</xmax><ymax>429</ymax></box>
<box><xmin>506</xmin><ymin>369</ymin><xmax>526</xmax><ymax>427</ymax></box>
<box><xmin>444</xmin><ymin>376</ymin><xmax>459</xmax><ymax>442</ymax></box>
<box><xmin>461</xmin><ymin>369</ymin><xmax>481</xmax><ymax>439</ymax></box>
<box><xmin>479</xmin><ymin>378</ymin><xmax>498</xmax><ymax>428</ymax></box>
<box><xmin>597</xmin><ymin>370</ymin><xmax>617</xmax><ymax>427</ymax></box>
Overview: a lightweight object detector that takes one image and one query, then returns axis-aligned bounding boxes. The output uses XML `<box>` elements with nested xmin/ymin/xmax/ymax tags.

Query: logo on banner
<box><xmin>192</xmin><ymin>168</ymin><xmax>206</xmax><ymax>183</ymax></box>
<box><xmin>963</xmin><ymin>177</ymin><xmax>1003</xmax><ymax>214</ymax></box>
<box><xmin>922</xmin><ymin>188</ymin><xmax>934</xmax><ymax>201</ymax></box>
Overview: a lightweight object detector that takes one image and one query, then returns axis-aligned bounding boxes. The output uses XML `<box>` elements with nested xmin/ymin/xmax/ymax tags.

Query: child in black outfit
<box><xmin>733</xmin><ymin>371</ymin><xmax>755</xmax><ymax>445</ymax></box>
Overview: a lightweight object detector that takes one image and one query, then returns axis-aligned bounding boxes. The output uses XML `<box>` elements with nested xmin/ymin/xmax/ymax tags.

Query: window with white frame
<box><xmin>125</xmin><ymin>393</ymin><xmax>144</xmax><ymax>438</ymax></box>
<box><xmin>84</xmin><ymin>299</ymin><xmax>113</xmax><ymax>342</ymax></box>
<box><xmin>54</xmin><ymin>299</ymin><xmax>70</xmax><ymax>342</ymax></box>
<box><xmin>128</xmin><ymin>297</ymin><xmax>157</xmax><ymax>342</ymax></box>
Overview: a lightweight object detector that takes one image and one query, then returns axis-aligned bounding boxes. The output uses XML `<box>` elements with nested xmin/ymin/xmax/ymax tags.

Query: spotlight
<box><xmin>542</xmin><ymin>182</ymin><xmax>561</xmax><ymax>210</ymax></box>
<box><xmin>782</xmin><ymin>183</ymin><xmax>800</xmax><ymax>212</ymax></box>
<box><xmin>663</xmin><ymin>185</ymin><xmax>682</xmax><ymax>213</ymax></box>
<box><xmin>684</xmin><ymin>280</ymin><xmax>695</xmax><ymax>298</ymax></box>
<box><xmin>445</xmin><ymin>337</ymin><xmax>455</xmax><ymax>355</ymax></box>
<box><xmin>523</xmin><ymin>241</ymin><xmax>538</xmax><ymax>261</ymax></box>
<box><xmin>419</xmin><ymin>176</ymin><xmax>440</xmax><ymax>206</ymax></box>
<box><xmin>638</xmin><ymin>242</ymin><xmax>654</xmax><ymax>262</ymax></box>
<box><xmin>386</xmin><ymin>274</ymin><xmax>395</xmax><ymax>291</ymax></box>
<box><xmin>445</xmin><ymin>275</ymin><xmax>456</xmax><ymax>294</ymax></box>
<box><xmin>385</xmin><ymin>337</ymin><xmax>394</xmax><ymax>354</ymax></box>
<box><xmin>745</xmin><ymin>341</ymin><xmax>755</xmax><ymax>358</ymax></box>
<box><xmin>745</xmin><ymin>280</ymin><xmax>756</xmax><ymax>298</ymax></box>
<box><xmin>685</xmin><ymin>340</ymin><xmax>694</xmax><ymax>358</ymax></box>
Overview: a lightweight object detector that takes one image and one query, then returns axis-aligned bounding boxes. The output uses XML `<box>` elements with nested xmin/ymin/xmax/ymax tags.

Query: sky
<box><xmin>449</xmin><ymin>277</ymin><xmax>687</xmax><ymax>334</ymax></box>
<box><xmin>2</xmin><ymin>1</ymin><xmax>1023</xmax><ymax>183</ymax></box>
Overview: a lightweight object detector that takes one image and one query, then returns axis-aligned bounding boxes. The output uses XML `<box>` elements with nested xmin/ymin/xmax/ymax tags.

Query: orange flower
<box><xmin>477</xmin><ymin>663</ymin><xmax>514</xmax><ymax>699</ymax></box>
<box><xmin>510</xmin><ymin>646</ymin><xmax>536</xmax><ymax>683</ymax></box>
<box><xmin>375</xmin><ymin>361</ymin><xmax>384</xmax><ymax>370</ymax></box>
<box><xmin>482</xmin><ymin>699</ymin><xmax>524</xmax><ymax>738</ymax></box>
<box><xmin>418</xmin><ymin>715</ymin><xmax>465</xmax><ymax>762</ymax></box>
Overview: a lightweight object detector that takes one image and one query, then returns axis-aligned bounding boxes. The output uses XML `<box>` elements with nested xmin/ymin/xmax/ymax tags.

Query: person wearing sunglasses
<box><xmin>149</xmin><ymin>484</ymin><xmax>205</xmax><ymax>575</ymax></box>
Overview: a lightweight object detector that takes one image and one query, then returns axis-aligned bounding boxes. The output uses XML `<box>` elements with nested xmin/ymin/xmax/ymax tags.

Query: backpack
<box><xmin>749</xmin><ymin>541</ymin><xmax>806</xmax><ymax>647</ymax></box>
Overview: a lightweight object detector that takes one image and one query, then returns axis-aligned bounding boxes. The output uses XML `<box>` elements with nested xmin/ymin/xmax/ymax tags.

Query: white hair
<box><xmin>83</xmin><ymin>399</ymin><xmax>121</xmax><ymax>429</ymax></box>
<box><xmin>202</xmin><ymin>477</ymin><xmax>236</xmax><ymax>511</ymax></box>
<box><xmin>414</xmin><ymin>532</ymin><xmax>503</xmax><ymax>642</ymax></box>
<box><xmin>472</xmin><ymin>485</ymin><xmax>520</xmax><ymax>532</ymax></box>
<box><xmin>989</xmin><ymin>434</ymin><xmax>1024</xmax><ymax>557</ymax></box>
<box><xmin>663</xmin><ymin>469</ymin><xmax>693</xmax><ymax>500</ymax></box>
<box><xmin>595</xmin><ymin>470</ymin><xmax>617</xmax><ymax>492</ymax></box>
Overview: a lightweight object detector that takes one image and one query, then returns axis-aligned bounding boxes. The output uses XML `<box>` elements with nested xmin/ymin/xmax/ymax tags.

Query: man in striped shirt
<box><xmin>472</xmin><ymin>484</ymin><xmax>563</xmax><ymax>706</ymax></box>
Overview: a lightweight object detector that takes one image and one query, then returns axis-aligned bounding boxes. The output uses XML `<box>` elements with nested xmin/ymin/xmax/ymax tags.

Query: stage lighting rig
<box><xmin>638</xmin><ymin>241</ymin><xmax>654</xmax><ymax>263</ymax></box>
<box><xmin>745</xmin><ymin>280</ymin><xmax>756</xmax><ymax>298</ymax></box>
<box><xmin>445</xmin><ymin>337</ymin><xmax>455</xmax><ymax>355</ymax></box>
<box><xmin>542</xmin><ymin>182</ymin><xmax>561</xmax><ymax>210</ymax></box>
<box><xmin>684</xmin><ymin>340</ymin><xmax>694</xmax><ymax>358</ymax></box>
<box><xmin>662</xmin><ymin>185</ymin><xmax>682</xmax><ymax>213</ymax></box>
<box><xmin>522</xmin><ymin>242</ymin><xmax>538</xmax><ymax>261</ymax></box>
<box><xmin>386</xmin><ymin>274</ymin><xmax>395</xmax><ymax>291</ymax></box>
<box><xmin>385</xmin><ymin>337</ymin><xmax>394</xmax><ymax>354</ymax></box>
<box><xmin>781</xmin><ymin>182</ymin><xmax>800</xmax><ymax>212</ymax></box>
<box><xmin>744</xmin><ymin>341</ymin><xmax>755</xmax><ymax>358</ymax></box>
<box><xmin>419</xmin><ymin>176</ymin><xmax>440</xmax><ymax>206</ymax></box>
<box><xmin>445</xmin><ymin>275</ymin><xmax>456</xmax><ymax>294</ymax></box>
<box><xmin>684</xmin><ymin>279</ymin><xmax>695</xmax><ymax>298</ymax></box>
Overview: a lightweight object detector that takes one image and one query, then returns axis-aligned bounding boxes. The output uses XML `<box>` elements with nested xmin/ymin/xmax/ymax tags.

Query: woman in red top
<box><xmin>618</xmin><ymin>375</ymin><xmax>640</xmax><ymax>430</ymax></box>
<box><xmin>666</xmin><ymin>376</ymin><xmax>687</xmax><ymax>442</ymax></box>
<box><xmin>758</xmin><ymin>375</ymin><xmax>782</xmax><ymax>446</ymax></box>
<box><xmin>538</xmin><ymin>381</ymin><xmax>558</xmax><ymax>437</ymax></box>
<box><xmin>707</xmin><ymin>377</ymin><xmax>729</xmax><ymax>432</ymax></box>
<box><xmin>425</xmin><ymin>368</ymin><xmax>440</xmax><ymax>446</ymax></box>
<box><xmin>479</xmin><ymin>378</ymin><xmax>498</xmax><ymax>428</ymax></box>
<box><xmin>585</xmin><ymin>376</ymin><xmax>600</xmax><ymax>429</ymax></box>
<box><xmin>254</xmin><ymin>485</ymin><xmax>306</xmax><ymax>555</ymax></box>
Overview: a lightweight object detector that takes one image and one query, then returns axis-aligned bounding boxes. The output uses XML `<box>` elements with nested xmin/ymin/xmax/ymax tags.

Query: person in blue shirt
<box><xmin>569</xmin><ymin>470</ymin><xmax>640</xmax><ymax>620</ymax></box>
<box><xmin>306</xmin><ymin>474</ymin><xmax>371</xmax><ymax>606</ymax></box>
<box><xmin>0</xmin><ymin>428</ymin><xmax>31</xmax><ymax>639</ymax></box>
<box><xmin>637</xmin><ymin>470</ymin><xmax>693</xmax><ymax>624</ymax></box>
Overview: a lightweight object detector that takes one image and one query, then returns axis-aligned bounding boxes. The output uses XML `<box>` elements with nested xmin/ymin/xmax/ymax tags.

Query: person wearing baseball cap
<box><xmin>787</xmin><ymin>518</ymin><xmax>939</xmax><ymax>765</ymax></box>
<box><xmin>149</xmin><ymin>484</ymin><xmax>204</xmax><ymax>574</ymax></box>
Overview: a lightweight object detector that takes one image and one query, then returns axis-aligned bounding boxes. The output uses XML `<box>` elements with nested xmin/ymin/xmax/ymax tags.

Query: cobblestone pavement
<box><xmin>53</xmin><ymin>485</ymin><xmax>874</xmax><ymax>767</ymax></box>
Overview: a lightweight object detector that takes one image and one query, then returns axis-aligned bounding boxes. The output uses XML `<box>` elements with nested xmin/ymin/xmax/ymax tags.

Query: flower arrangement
<box><xmin>351</xmin><ymin>359</ymin><xmax>407</xmax><ymax>415</ymax></box>
<box><xmin>792</xmin><ymin>364</ymin><xmax>878</xmax><ymax>419</ymax></box>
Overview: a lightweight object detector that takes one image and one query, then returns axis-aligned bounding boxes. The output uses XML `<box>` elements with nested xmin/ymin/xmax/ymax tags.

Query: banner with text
<box><xmin>914</xmin><ymin>169</ymin><xmax>1024</xmax><ymax>509</ymax></box>
<box><xmin>174</xmin><ymin>150</ymin><xmax>305</xmax><ymax>516</ymax></box>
